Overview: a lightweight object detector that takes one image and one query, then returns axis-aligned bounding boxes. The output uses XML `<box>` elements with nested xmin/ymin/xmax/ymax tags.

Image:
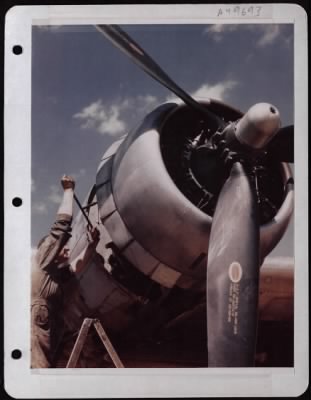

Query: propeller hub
<box><xmin>234</xmin><ymin>103</ymin><xmax>281</xmax><ymax>149</ymax></box>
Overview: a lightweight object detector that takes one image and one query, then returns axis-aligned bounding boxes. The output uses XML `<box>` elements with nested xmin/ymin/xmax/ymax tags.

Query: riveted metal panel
<box><xmin>151</xmin><ymin>263</ymin><xmax>181</xmax><ymax>288</ymax></box>
<box><xmin>98</xmin><ymin>192</ymin><xmax>117</xmax><ymax>222</ymax></box>
<box><xmin>78</xmin><ymin>259</ymin><xmax>124</xmax><ymax>310</ymax></box>
<box><xmin>104</xmin><ymin>208</ymin><xmax>133</xmax><ymax>250</ymax></box>
<box><xmin>96</xmin><ymin>156</ymin><xmax>114</xmax><ymax>188</ymax></box>
<box><xmin>123</xmin><ymin>240</ymin><xmax>160</xmax><ymax>275</ymax></box>
<box><xmin>96</xmin><ymin>156</ymin><xmax>116</xmax><ymax>223</ymax></box>
<box><xmin>111</xmin><ymin>104</ymin><xmax>212</xmax><ymax>273</ymax></box>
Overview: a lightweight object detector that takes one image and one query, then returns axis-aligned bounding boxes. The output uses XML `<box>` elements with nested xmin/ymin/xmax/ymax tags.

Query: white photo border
<box><xmin>4</xmin><ymin>4</ymin><xmax>308</xmax><ymax>398</ymax></box>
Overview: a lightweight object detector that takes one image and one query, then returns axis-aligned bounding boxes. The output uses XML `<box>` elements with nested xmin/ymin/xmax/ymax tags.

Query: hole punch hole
<box><xmin>12</xmin><ymin>45</ymin><xmax>23</xmax><ymax>55</ymax></box>
<box><xmin>11</xmin><ymin>349</ymin><xmax>22</xmax><ymax>359</ymax></box>
<box><xmin>12</xmin><ymin>197</ymin><xmax>23</xmax><ymax>207</ymax></box>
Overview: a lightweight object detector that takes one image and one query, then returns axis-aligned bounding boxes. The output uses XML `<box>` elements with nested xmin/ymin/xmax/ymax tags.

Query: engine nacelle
<box><xmin>96</xmin><ymin>101</ymin><xmax>294</xmax><ymax>290</ymax></box>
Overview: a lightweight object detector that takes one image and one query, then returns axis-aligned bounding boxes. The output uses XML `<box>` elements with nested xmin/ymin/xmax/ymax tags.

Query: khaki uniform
<box><xmin>31</xmin><ymin>214</ymin><xmax>73</xmax><ymax>368</ymax></box>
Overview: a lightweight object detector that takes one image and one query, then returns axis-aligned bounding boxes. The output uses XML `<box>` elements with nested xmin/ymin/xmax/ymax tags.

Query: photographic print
<box><xmin>30</xmin><ymin>22</ymin><xmax>294</xmax><ymax>369</ymax></box>
<box><xmin>4</xmin><ymin>4</ymin><xmax>308</xmax><ymax>398</ymax></box>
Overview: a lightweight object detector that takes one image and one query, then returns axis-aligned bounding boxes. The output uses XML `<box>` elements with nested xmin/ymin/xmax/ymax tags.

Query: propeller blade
<box><xmin>207</xmin><ymin>162</ymin><xmax>260</xmax><ymax>367</ymax></box>
<box><xmin>266</xmin><ymin>125</ymin><xmax>294</xmax><ymax>163</ymax></box>
<box><xmin>95</xmin><ymin>24</ymin><xmax>224</xmax><ymax>128</ymax></box>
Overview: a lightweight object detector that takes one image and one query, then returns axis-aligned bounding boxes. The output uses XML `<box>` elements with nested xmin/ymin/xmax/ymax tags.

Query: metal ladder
<box><xmin>66</xmin><ymin>318</ymin><xmax>124</xmax><ymax>368</ymax></box>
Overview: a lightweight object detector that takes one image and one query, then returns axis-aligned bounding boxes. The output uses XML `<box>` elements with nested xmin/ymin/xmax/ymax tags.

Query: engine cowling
<box><xmin>96</xmin><ymin>100</ymin><xmax>294</xmax><ymax>290</ymax></box>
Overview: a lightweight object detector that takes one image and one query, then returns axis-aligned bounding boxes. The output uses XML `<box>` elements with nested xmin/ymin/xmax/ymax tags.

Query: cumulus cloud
<box><xmin>203</xmin><ymin>24</ymin><xmax>239</xmax><ymax>41</ymax></box>
<box><xmin>256</xmin><ymin>25</ymin><xmax>281</xmax><ymax>47</ymax></box>
<box><xmin>31</xmin><ymin>178</ymin><xmax>36</xmax><ymax>193</ymax></box>
<box><xmin>73</xmin><ymin>99</ymin><xmax>125</xmax><ymax>136</ymax></box>
<box><xmin>204</xmin><ymin>24</ymin><xmax>286</xmax><ymax>48</ymax></box>
<box><xmin>69</xmin><ymin>168</ymin><xmax>87</xmax><ymax>181</ymax></box>
<box><xmin>32</xmin><ymin>201</ymin><xmax>48</xmax><ymax>215</ymax></box>
<box><xmin>99</xmin><ymin>105</ymin><xmax>126</xmax><ymax>135</ymax></box>
<box><xmin>192</xmin><ymin>80</ymin><xmax>237</xmax><ymax>101</ymax></box>
<box><xmin>48</xmin><ymin>184</ymin><xmax>63</xmax><ymax>204</ymax></box>
<box><xmin>33</xmin><ymin>176</ymin><xmax>81</xmax><ymax>215</ymax></box>
<box><xmin>74</xmin><ymin>99</ymin><xmax>125</xmax><ymax>136</ymax></box>
<box><xmin>137</xmin><ymin>94</ymin><xmax>158</xmax><ymax>109</ymax></box>
<box><xmin>167</xmin><ymin>80</ymin><xmax>238</xmax><ymax>103</ymax></box>
<box><xmin>128</xmin><ymin>94</ymin><xmax>159</xmax><ymax>115</ymax></box>
<box><xmin>73</xmin><ymin>95</ymin><xmax>159</xmax><ymax>137</ymax></box>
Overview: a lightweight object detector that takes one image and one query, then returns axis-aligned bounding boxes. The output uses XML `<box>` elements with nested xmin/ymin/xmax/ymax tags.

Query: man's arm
<box><xmin>70</xmin><ymin>227</ymin><xmax>100</xmax><ymax>275</ymax></box>
<box><xmin>56</xmin><ymin>175</ymin><xmax>75</xmax><ymax>218</ymax></box>
<box><xmin>36</xmin><ymin>175</ymin><xmax>75</xmax><ymax>270</ymax></box>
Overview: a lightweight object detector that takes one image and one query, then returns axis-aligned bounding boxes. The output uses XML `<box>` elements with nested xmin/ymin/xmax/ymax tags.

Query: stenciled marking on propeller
<box><xmin>228</xmin><ymin>262</ymin><xmax>243</xmax><ymax>283</ymax></box>
<box><xmin>227</xmin><ymin>262</ymin><xmax>243</xmax><ymax>335</ymax></box>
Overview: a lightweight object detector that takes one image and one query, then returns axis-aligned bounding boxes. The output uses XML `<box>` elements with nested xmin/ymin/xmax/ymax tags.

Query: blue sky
<box><xmin>31</xmin><ymin>23</ymin><xmax>294</xmax><ymax>257</ymax></box>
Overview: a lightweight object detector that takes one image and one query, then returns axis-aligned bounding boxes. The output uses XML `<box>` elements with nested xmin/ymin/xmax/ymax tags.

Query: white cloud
<box><xmin>167</xmin><ymin>80</ymin><xmax>238</xmax><ymax>103</ymax></box>
<box><xmin>74</xmin><ymin>99</ymin><xmax>127</xmax><ymax>136</ymax></box>
<box><xmin>34</xmin><ymin>178</ymin><xmax>80</xmax><ymax>214</ymax></box>
<box><xmin>192</xmin><ymin>80</ymin><xmax>237</xmax><ymax>101</ymax></box>
<box><xmin>48</xmin><ymin>184</ymin><xmax>63</xmax><ymax>204</ymax></box>
<box><xmin>69</xmin><ymin>168</ymin><xmax>87</xmax><ymax>181</ymax></box>
<box><xmin>204</xmin><ymin>24</ymin><xmax>284</xmax><ymax>48</ymax></box>
<box><xmin>206</xmin><ymin>25</ymin><xmax>225</xmax><ymax>34</ymax></box>
<box><xmin>256</xmin><ymin>25</ymin><xmax>281</xmax><ymax>47</ymax></box>
<box><xmin>98</xmin><ymin>105</ymin><xmax>126</xmax><ymax>135</ymax></box>
<box><xmin>33</xmin><ymin>201</ymin><xmax>48</xmax><ymax>215</ymax></box>
<box><xmin>138</xmin><ymin>94</ymin><xmax>158</xmax><ymax>109</ymax></box>
<box><xmin>204</xmin><ymin>24</ymin><xmax>238</xmax><ymax>41</ymax></box>
<box><xmin>75</xmin><ymin>85</ymin><xmax>237</xmax><ymax>137</ymax></box>
<box><xmin>74</xmin><ymin>99</ymin><xmax>107</xmax><ymax>128</ymax></box>
<box><xmin>165</xmin><ymin>94</ymin><xmax>183</xmax><ymax>104</ymax></box>
<box><xmin>129</xmin><ymin>95</ymin><xmax>159</xmax><ymax>116</ymax></box>
<box><xmin>74</xmin><ymin>95</ymin><xmax>159</xmax><ymax>137</ymax></box>
<box><xmin>31</xmin><ymin>178</ymin><xmax>36</xmax><ymax>193</ymax></box>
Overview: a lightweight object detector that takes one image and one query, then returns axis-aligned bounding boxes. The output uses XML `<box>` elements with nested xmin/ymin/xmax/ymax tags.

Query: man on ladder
<box><xmin>31</xmin><ymin>175</ymin><xmax>100</xmax><ymax>368</ymax></box>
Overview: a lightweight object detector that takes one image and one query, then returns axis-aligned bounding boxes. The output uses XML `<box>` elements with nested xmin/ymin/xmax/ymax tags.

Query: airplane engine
<box><xmin>95</xmin><ymin>100</ymin><xmax>294</xmax><ymax>290</ymax></box>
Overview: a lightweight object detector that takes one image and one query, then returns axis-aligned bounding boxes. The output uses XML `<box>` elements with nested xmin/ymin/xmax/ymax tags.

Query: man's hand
<box><xmin>61</xmin><ymin>175</ymin><xmax>75</xmax><ymax>190</ymax></box>
<box><xmin>70</xmin><ymin>227</ymin><xmax>101</xmax><ymax>275</ymax></box>
<box><xmin>87</xmin><ymin>227</ymin><xmax>100</xmax><ymax>245</ymax></box>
